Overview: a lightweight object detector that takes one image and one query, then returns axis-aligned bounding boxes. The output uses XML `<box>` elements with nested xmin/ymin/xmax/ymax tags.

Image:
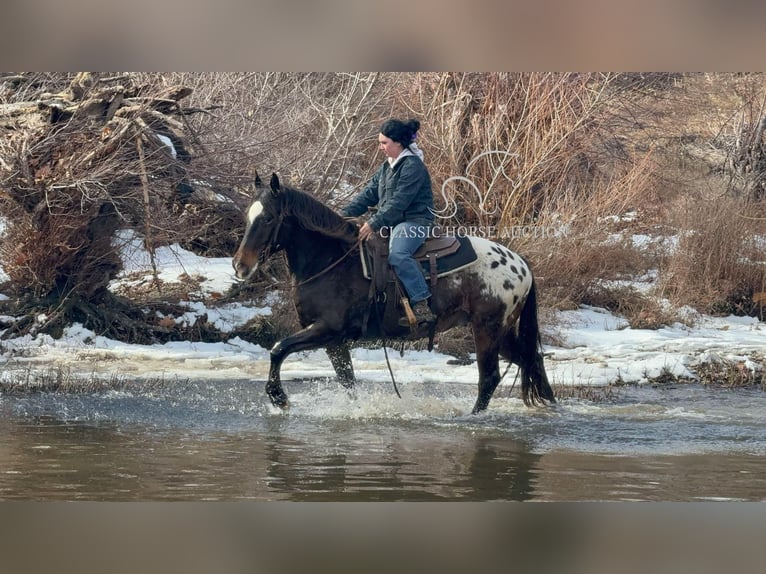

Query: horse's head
<box><xmin>232</xmin><ymin>172</ymin><xmax>284</xmax><ymax>280</ymax></box>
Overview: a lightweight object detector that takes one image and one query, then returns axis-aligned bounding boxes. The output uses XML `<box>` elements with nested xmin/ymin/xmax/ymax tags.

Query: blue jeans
<box><xmin>388</xmin><ymin>222</ymin><xmax>431</xmax><ymax>303</ymax></box>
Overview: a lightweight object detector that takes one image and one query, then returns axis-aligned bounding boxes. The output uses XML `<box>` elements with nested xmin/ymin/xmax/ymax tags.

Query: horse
<box><xmin>232</xmin><ymin>173</ymin><xmax>555</xmax><ymax>414</ymax></box>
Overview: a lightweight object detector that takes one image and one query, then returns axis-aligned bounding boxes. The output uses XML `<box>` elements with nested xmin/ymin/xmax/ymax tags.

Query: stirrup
<box><xmin>398</xmin><ymin>300</ymin><xmax>435</xmax><ymax>327</ymax></box>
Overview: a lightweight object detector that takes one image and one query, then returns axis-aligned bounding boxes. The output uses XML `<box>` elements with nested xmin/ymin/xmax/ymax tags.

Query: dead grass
<box><xmin>582</xmin><ymin>285</ymin><xmax>679</xmax><ymax>330</ymax></box>
<box><xmin>550</xmin><ymin>383</ymin><xmax>619</xmax><ymax>403</ymax></box>
<box><xmin>644</xmin><ymin>366</ymin><xmax>696</xmax><ymax>386</ymax></box>
<box><xmin>532</xmin><ymin>233</ymin><xmax>654</xmax><ymax>312</ymax></box>
<box><xmin>694</xmin><ymin>356</ymin><xmax>766</xmax><ymax>389</ymax></box>
<box><xmin>432</xmin><ymin>326</ymin><xmax>475</xmax><ymax>363</ymax></box>
<box><xmin>512</xmin><ymin>73</ymin><xmax>766</xmax><ymax>323</ymax></box>
<box><xmin>0</xmin><ymin>366</ymin><xmax>182</xmax><ymax>394</ymax></box>
<box><xmin>659</xmin><ymin>195</ymin><xmax>766</xmax><ymax>317</ymax></box>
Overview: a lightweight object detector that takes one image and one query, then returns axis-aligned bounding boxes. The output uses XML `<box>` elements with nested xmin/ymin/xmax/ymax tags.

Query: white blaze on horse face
<box><xmin>468</xmin><ymin>237</ymin><xmax>533</xmax><ymax>327</ymax></box>
<box><xmin>247</xmin><ymin>201</ymin><xmax>264</xmax><ymax>224</ymax></box>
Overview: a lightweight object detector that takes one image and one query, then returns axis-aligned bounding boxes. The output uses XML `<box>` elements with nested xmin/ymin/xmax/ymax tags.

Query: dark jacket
<box><xmin>340</xmin><ymin>154</ymin><xmax>434</xmax><ymax>231</ymax></box>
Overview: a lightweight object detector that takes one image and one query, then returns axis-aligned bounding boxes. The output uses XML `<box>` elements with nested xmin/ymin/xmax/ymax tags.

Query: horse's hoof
<box><xmin>267</xmin><ymin>387</ymin><xmax>290</xmax><ymax>410</ymax></box>
<box><xmin>270</xmin><ymin>395</ymin><xmax>289</xmax><ymax>408</ymax></box>
<box><xmin>267</xmin><ymin>397</ymin><xmax>290</xmax><ymax>412</ymax></box>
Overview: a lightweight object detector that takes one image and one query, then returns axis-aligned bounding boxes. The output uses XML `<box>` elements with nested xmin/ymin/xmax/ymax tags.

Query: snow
<box><xmin>2</xmin><ymin>230</ymin><xmax>765</xmax><ymax>391</ymax></box>
<box><xmin>111</xmin><ymin>230</ymin><xmax>237</xmax><ymax>297</ymax></box>
<box><xmin>154</xmin><ymin>133</ymin><xmax>176</xmax><ymax>159</ymax></box>
<box><xmin>544</xmin><ymin>306</ymin><xmax>764</xmax><ymax>386</ymax></box>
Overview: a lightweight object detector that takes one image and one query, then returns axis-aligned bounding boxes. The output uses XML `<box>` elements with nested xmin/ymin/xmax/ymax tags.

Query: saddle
<box><xmin>360</xmin><ymin>227</ymin><xmax>477</xmax><ymax>337</ymax></box>
<box><xmin>363</xmin><ymin>227</ymin><xmax>461</xmax><ymax>295</ymax></box>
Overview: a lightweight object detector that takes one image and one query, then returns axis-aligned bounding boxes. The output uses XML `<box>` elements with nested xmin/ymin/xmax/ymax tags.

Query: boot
<box><xmin>399</xmin><ymin>299</ymin><xmax>435</xmax><ymax>327</ymax></box>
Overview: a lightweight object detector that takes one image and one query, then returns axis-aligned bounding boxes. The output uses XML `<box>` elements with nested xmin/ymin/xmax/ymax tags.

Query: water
<box><xmin>1</xmin><ymin>380</ymin><xmax>765</xmax><ymax>500</ymax></box>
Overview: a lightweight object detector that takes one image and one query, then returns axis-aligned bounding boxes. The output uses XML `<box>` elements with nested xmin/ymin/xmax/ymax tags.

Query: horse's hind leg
<box><xmin>326</xmin><ymin>342</ymin><xmax>355</xmax><ymax>389</ymax></box>
<box><xmin>471</xmin><ymin>328</ymin><xmax>502</xmax><ymax>414</ymax></box>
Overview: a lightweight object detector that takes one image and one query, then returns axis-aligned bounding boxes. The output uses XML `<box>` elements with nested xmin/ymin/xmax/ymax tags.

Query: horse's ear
<box><xmin>270</xmin><ymin>173</ymin><xmax>281</xmax><ymax>196</ymax></box>
<box><xmin>254</xmin><ymin>170</ymin><xmax>262</xmax><ymax>187</ymax></box>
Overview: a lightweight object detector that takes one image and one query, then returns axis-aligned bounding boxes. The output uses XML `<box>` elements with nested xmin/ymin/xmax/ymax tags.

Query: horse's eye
<box><xmin>263</xmin><ymin>215</ymin><xmax>274</xmax><ymax>224</ymax></box>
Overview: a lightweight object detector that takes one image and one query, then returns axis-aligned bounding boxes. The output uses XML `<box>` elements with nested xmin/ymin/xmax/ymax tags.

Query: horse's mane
<box><xmin>278</xmin><ymin>186</ymin><xmax>358</xmax><ymax>243</ymax></box>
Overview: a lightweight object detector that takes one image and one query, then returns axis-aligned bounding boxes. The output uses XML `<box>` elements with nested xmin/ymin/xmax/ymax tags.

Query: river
<box><xmin>1</xmin><ymin>380</ymin><xmax>765</xmax><ymax>501</ymax></box>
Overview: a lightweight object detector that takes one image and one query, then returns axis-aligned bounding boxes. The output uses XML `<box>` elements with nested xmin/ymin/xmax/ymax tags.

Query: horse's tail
<box><xmin>512</xmin><ymin>277</ymin><xmax>556</xmax><ymax>407</ymax></box>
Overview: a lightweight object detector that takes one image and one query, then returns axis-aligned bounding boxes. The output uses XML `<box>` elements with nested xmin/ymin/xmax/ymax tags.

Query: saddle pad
<box><xmin>419</xmin><ymin>235</ymin><xmax>477</xmax><ymax>277</ymax></box>
<box><xmin>361</xmin><ymin>235</ymin><xmax>477</xmax><ymax>280</ymax></box>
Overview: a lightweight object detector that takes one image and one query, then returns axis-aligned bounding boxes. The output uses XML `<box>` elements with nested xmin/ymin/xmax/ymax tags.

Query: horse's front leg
<box><xmin>266</xmin><ymin>321</ymin><xmax>335</xmax><ymax>409</ymax></box>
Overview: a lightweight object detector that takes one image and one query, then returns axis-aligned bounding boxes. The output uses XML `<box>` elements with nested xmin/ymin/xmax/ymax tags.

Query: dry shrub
<box><xmin>0</xmin><ymin>201</ymin><xmax>121</xmax><ymax>300</ymax></box>
<box><xmin>150</xmin><ymin>73</ymin><xmax>399</xmax><ymax>198</ymax></box>
<box><xmin>400</xmin><ymin>73</ymin><xmax>632</xmax><ymax>227</ymax></box>
<box><xmin>581</xmin><ymin>285</ymin><xmax>677</xmax><ymax>329</ymax></box>
<box><xmin>431</xmin><ymin>326</ymin><xmax>475</xmax><ymax>363</ymax></box>
<box><xmin>385</xmin><ymin>73</ymin><xmax>666</xmax><ymax>318</ymax></box>
<box><xmin>0</xmin><ymin>73</ymin><xmax>201</xmax><ymax>299</ymax></box>
<box><xmin>516</xmin><ymin>150</ymin><xmax>660</xmax><ymax>310</ymax></box>
<box><xmin>661</xmin><ymin>74</ymin><xmax>766</xmax><ymax>201</ymax></box>
<box><xmin>0</xmin><ymin>73</ymin><xmax>243</xmax><ymax>341</ymax></box>
<box><xmin>531</xmin><ymin>235</ymin><xmax>647</xmax><ymax>310</ymax></box>
<box><xmin>660</xmin><ymin>195</ymin><xmax>766</xmax><ymax>316</ymax></box>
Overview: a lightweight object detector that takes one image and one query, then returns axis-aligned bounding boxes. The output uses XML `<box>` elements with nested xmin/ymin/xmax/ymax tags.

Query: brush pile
<box><xmin>0</xmin><ymin>72</ymin><xmax>239</xmax><ymax>341</ymax></box>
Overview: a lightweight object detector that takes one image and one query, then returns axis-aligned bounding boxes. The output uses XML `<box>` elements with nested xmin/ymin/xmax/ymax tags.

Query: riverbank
<box><xmin>1</xmin><ymin>234</ymin><xmax>766</xmax><ymax>395</ymax></box>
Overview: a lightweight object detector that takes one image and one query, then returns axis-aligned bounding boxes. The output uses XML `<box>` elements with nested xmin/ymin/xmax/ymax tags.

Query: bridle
<box><xmin>257</xmin><ymin>210</ymin><xmax>285</xmax><ymax>265</ymax></box>
<box><xmin>255</xmin><ymin>205</ymin><xmax>361</xmax><ymax>288</ymax></box>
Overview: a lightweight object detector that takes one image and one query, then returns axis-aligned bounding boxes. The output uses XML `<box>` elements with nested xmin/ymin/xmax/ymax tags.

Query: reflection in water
<box><xmin>0</xmin><ymin>413</ymin><xmax>543</xmax><ymax>500</ymax></box>
<box><xmin>264</xmin><ymin>425</ymin><xmax>541</xmax><ymax>501</ymax></box>
<box><xmin>1</xmin><ymin>382</ymin><xmax>766</xmax><ymax>500</ymax></box>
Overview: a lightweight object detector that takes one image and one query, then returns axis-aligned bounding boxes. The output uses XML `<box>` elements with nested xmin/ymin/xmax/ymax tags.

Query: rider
<box><xmin>340</xmin><ymin>118</ymin><xmax>436</xmax><ymax>327</ymax></box>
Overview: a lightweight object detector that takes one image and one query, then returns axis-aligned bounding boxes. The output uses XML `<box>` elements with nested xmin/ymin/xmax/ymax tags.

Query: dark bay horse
<box><xmin>232</xmin><ymin>173</ymin><xmax>555</xmax><ymax>413</ymax></box>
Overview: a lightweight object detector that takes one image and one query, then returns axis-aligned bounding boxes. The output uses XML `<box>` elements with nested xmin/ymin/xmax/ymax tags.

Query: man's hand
<box><xmin>358</xmin><ymin>222</ymin><xmax>374</xmax><ymax>241</ymax></box>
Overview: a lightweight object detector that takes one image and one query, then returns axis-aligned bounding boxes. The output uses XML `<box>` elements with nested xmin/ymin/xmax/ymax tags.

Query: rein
<box><xmin>375</xmin><ymin>299</ymin><xmax>402</xmax><ymax>399</ymax></box>
<box><xmin>296</xmin><ymin>238</ymin><xmax>361</xmax><ymax>287</ymax></box>
<box><xmin>381</xmin><ymin>339</ymin><xmax>401</xmax><ymax>399</ymax></box>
